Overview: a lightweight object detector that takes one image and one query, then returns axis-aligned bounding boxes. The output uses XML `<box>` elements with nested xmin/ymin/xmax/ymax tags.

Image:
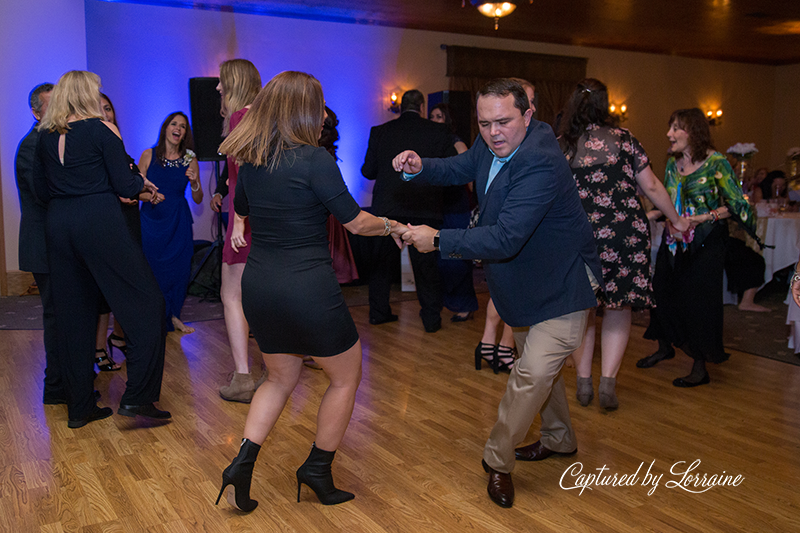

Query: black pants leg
<box><xmin>47</xmin><ymin>195</ymin><xmax>166</xmax><ymax>419</ymax></box>
<box><xmin>34</xmin><ymin>272</ymin><xmax>64</xmax><ymax>401</ymax></box>
<box><xmin>408</xmin><ymin>244</ymin><xmax>443</xmax><ymax>330</ymax></box>
<box><xmin>368</xmin><ymin>236</ymin><xmax>400</xmax><ymax>322</ymax></box>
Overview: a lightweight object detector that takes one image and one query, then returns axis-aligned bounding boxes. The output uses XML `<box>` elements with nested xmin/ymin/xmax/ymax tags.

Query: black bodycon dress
<box><xmin>234</xmin><ymin>145</ymin><xmax>361</xmax><ymax>356</ymax></box>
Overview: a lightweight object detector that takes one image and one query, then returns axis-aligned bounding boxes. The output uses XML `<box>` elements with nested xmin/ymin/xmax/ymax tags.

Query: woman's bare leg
<box><xmin>573</xmin><ymin>307</ymin><xmax>597</xmax><ymax>378</ymax></box>
<box><xmin>310</xmin><ymin>341</ymin><xmax>363</xmax><ymax>451</ymax></box>
<box><xmin>481</xmin><ymin>298</ymin><xmax>502</xmax><ymax>345</ymax></box>
<box><xmin>738</xmin><ymin>287</ymin><xmax>770</xmax><ymax>313</ymax></box>
<box><xmin>222</xmin><ymin>263</ymin><xmax>250</xmax><ymax>374</ymax></box>
<box><xmin>600</xmin><ymin>307</ymin><xmax>632</xmax><ymax>378</ymax></box>
<box><xmin>243</xmin><ymin>353</ymin><xmax>304</xmax><ymax>445</ymax></box>
<box><xmin>96</xmin><ymin>313</ymin><xmax>110</xmax><ymax>350</ymax></box>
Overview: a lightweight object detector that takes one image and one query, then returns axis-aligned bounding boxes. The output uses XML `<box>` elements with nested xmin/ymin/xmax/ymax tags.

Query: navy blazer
<box><xmin>414</xmin><ymin>120</ymin><xmax>603</xmax><ymax>327</ymax></box>
<box><xmin>14</xmin><ymin>126</ymin><xmax>49</xmax><ymax>273</ymax></box>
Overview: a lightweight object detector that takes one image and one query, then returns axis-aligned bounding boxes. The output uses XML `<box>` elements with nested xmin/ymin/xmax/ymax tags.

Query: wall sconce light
<box><xmin>706</xmin><ymin>109</ymin><xmax>723</xmax><ymax>126</ymax></box>
<box><xmin>609</xmin><ymin>103</ymin><xmax>628</xmax><ymax>122</ymax></box>
<box><xmin>388</xmin><ymin>92</ymin><xmax>400</xmax><ymax>114</ymax></box>
<box><xmin>464</xmin><ymin>1</ymin><xmax>531</xmax><ymax>30</ymax></box>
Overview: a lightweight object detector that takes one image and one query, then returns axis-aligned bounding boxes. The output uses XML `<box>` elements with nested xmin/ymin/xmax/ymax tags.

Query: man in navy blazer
<box><xmin>395</xmin><ymin>79</ymin><xmax>602</xmax><ymax>508</ymax></box>
<box><xmin>15</xmin><ymin>82</ymin><xmax>64</xmax><ymax>404</ymax></box>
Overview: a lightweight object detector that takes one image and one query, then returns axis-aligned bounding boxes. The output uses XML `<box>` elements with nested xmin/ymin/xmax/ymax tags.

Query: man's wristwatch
<box><xmin>433</xmin><ymin>230</ymin><xmax>440</xmax><ymax>250</ymax></box>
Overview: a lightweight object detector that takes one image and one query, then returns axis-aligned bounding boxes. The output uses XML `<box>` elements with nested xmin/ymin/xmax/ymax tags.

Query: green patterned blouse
<box><xmin>664</xmin><ymin>151</ymin><xmax>755</xmax><ymax>234</ymax></box>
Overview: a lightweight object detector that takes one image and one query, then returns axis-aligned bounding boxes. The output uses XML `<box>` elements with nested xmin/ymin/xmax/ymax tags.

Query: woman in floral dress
<box><xmin>558</xmin><ymin>79</ymin><xmax>689</xmax><ymax>409</ymax></box>
<box><xmin>638</xmin><ymin>108</ymin><xmax>755</xmax><ymax>388</ymax></box>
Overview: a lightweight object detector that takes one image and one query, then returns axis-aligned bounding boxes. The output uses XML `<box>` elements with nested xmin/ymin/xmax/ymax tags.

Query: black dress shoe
<box><xmin>369</xmin><ymin>314</ymin><xmax>398</xmax><ymax>325</ymax></box>
<box><xmin>450</xmin><ymin>311</ymin><xmax>474</xmax><ymax>322</ymax></box>
<box><xmin>68</xmin><ymin>405</ymin><xmax>113</xmax><ymax>428</ymax></box>
<box><xmin>482</xmin><ymin>460</ymin><xmax>514</xmax><ymax>508</ymax></box>
<box><xmin>515</xmin><ymin>440</ymin><xmax>577</xmax><ymax>461</ymax></box>
<box><xmin>118</xmin><ymin>403</ymin><xmax>172</xmax><ymax>419</ymax></box>
<box><xmin>424</xmin><ymin>321</ymin><xmax>442</xmax><ymax>333</ymax></box>
<box><xmin>672</xmin><ymin>373</ymin><xmax>710</xmax><ymax>388</ymax></box>
<box><xmin>636</xmin><ymin>349</ymin><xmax>675</xmax><ymax>368</ymax></box>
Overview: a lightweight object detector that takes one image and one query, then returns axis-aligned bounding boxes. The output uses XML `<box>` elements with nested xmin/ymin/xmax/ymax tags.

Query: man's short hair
<box><xmin>400</xmin><ymin>89</ymin><xmax>425</xmax><ymax>113</ymax></box>
<box><xmin>477</xmin><ymin>79</ymin><xmax>530</xmax><ymax>115</ymax></box>
<box><xmin>29</xmin><ymin>83</ymin><xmax>54</xmax><ymax>114</ymax></box>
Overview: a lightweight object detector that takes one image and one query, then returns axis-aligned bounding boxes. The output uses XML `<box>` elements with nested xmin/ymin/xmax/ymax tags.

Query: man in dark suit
<box><xmin>361</xmin><ymin>89</ymin><xmax>457</xmax><ymax>332</ymax></box>
<box><xmin>395</xmin><ymin>79</ymin><xmax>603</xmax><ymax>508</ymax></box>
<box><xmin>15</xmin><ymin>82</ymin><xmax>63</xmax><ymax>404</ymax></box>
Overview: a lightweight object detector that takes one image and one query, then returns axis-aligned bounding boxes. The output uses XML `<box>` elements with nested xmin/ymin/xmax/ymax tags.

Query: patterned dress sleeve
<box><xmin>626</xmin><ymin>132</ymin><xmax>650</xmax><ymax>174</ymax></box>
<box><xmin>711</xmin><ymin>153</ymin><xmax>756</xmax><ymax>233</ymax></box>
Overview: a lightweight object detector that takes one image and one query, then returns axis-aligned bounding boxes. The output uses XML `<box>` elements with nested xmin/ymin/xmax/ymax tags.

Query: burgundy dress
<box><xmin>222</xmin><ymin>107</ymin><xmax>251</xmax><ymax>265</ymax></box>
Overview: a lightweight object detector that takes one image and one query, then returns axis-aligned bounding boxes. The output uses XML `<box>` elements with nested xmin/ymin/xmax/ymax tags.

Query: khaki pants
<box><xmin>483</xmin><ymin>308</ymin><xmax>590</xmax><ymax>473</ymax></box>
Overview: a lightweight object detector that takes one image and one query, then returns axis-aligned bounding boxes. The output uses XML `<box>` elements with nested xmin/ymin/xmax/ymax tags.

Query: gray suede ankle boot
<box><xmin>576</xmin><ymin>376</ymin><xmax>594</xmax><ymax>406</ymax></box>
<box><xmin>599</xmin><ymin>376</ymin><xmax>618</xmax><ymax>411</ymax></box>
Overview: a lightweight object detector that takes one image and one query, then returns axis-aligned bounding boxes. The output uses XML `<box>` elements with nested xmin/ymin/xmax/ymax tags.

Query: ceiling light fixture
<box><xmin>464</xmin><ymin>1</ymin><xmax>529</xmax><ymax>30</ymax></box>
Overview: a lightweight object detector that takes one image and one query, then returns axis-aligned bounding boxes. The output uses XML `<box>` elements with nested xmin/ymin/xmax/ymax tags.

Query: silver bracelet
<box><xmin>191</xmin><ymin>182</ymin><xmax>200</xmax><ymax>192</ymax></box>
<box><xmin>380</xmin><ymin>217</ymin><xmax>391</xmax><ymax>237</ymax></box>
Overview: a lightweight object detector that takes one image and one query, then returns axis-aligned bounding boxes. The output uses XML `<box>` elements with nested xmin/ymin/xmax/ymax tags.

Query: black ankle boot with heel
<box><xmin>296</xmin><ymin>443</ymin><xmax>354</xmax><ymax>505</ymax></box>
<box><xmin>216</xmin><ymin>438</ymin><xmax>261</xmax><ymax>512</ymax></box>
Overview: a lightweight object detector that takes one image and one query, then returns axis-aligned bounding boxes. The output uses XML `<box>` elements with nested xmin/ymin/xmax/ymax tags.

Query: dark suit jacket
<box><xmin>362</xmin><ymin>111</ymin><xmax>456</xmax><ymax>221</ymax></box>
<box><xmin>414</xmin><ymin>120</ymin><xmax>603</xmax><ymax>327</ymax></box>
<box><xmin>15</xmin><ymin>125</ymin><xmax>48</xmax><ymax>273</ymax></box>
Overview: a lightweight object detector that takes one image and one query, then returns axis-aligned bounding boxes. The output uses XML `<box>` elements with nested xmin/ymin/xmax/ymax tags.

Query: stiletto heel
<box><xmin>295</xmin><ymin>443</ymin><xmax>354</xmax><ymax>505</ymax></box>
<box><xmin>107</xmin><ymin>333</ymin><xmax>127</xmax><ymax>358</ymax></box>
<box><xmin>495</xmin><ymin>345</ymin><xmax>517</xmax><ymax>374</ymax></box>
<box><xmin>474</xmin><ymin>342</ymin><xmax>497</xmax><ymax>371</ymax></box>
<box><xmin>216</xmin><ymin>438</ymin><xmax>261</xmax><ymax>512</ymax></box>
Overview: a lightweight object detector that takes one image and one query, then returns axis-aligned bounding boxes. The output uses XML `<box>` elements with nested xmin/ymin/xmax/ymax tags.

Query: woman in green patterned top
<box><xmin>638</xmin><ymin>108</ymin><xmax>755</xmax><ymax>387</ymax></box>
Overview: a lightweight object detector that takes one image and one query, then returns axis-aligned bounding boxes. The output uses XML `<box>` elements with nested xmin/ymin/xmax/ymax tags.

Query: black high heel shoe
<box><xmin>495</xmin><ymin>345</ymin><xmax>517</xmax><ymax>373</ymax></box>
<box><xmin>296</xmin><ymin>443</ymin><xmax>354</xmax><ymax>505</ymax></box>
<box><xmin>216</xmin><ymin>438</ymin><xmax>261</xmax><ymax>512</ymax></box>
<box><xmin>474</xmin><ymin>342</ymin><xmax>498</xmax><ymax>373</ymax></box>
<box><xmin>95</xmin><ymin>348</ymin><xmax>121</xmax><ymax>372</ymax></box>
<box><xmin>107</xmin><ymin>333</ymin><xmax>127</xmax><ymax>358</ymax></box>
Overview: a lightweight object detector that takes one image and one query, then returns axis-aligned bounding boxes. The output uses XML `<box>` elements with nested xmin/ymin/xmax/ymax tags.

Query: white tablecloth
<box><xmin>756</xmin><ymin>212</ymin><xmax>800</xmax><ymax>283</ymax></box>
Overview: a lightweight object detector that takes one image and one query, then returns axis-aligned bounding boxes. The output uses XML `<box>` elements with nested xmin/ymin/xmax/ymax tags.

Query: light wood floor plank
<box><xmin>1</xmin><ymin>292</ymin><xmax>799</xmax><ymax>532</ymax></box>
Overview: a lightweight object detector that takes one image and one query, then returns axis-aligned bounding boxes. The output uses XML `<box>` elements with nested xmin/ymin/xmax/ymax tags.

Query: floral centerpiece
<box><xmin>726</xmin><ymin>143</ymin><xmax>758</xmax><ymax>187</ymax></box>
<box><xmin>787</xmin><ymin>147</ymin><xmax>800</xmax><ymax>177</ymax></box>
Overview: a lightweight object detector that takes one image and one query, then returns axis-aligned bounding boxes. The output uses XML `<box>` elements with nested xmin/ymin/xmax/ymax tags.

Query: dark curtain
<box><xmin>446</xmin><ymin>45</ymin><xmax>587</xmax><ymax>139</ymax></box>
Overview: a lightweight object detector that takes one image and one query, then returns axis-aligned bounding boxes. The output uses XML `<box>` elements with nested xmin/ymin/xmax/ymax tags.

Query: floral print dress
<box><xmin>569</xmin><ymin>125</ymin><xmax>653</xmax><ymax>309</ymax></box>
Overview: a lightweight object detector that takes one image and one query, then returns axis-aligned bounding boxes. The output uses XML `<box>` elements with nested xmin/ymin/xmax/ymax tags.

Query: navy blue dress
<box><xmin>140</xmin><ymin>155</ymin><xmax>194</xmax><ymax>331</ymax></box>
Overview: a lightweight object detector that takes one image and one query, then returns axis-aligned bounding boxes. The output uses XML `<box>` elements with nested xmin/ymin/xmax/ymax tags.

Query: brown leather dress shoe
<box><xmin>515</xmin><ymin>440</ymin><xmax>577</xmax><ymax>461</ymax></box>
<box><xmin>482</xmin><ymin>460</ymin><xmax>514</xmax><ymax>508</ymax></box>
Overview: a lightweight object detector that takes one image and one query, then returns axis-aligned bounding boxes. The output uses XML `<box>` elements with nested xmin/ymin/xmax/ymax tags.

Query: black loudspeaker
<box><xmin>428</xmin><ymin>90</ymin><xmax>474</xmax><ymax>147</ymax></box>
<box><xmin>189</xmin><ymin>77</ymin><xmax>225</xmax><ymax>162</ymax></box>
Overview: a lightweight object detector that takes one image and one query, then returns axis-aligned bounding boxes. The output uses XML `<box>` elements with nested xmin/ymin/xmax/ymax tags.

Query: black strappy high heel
<box><xmin>474</xmin><ymin>342</ymin><xmax>498</xmax><ymax>372</ymax></box>
<box><xmin>494</xmin><ymin>345</ymin><xmax>517</xmax><ymax>373</ymax></box>
<box><xmin>95</xmin><ymin>348</ymin><xmax>120</xmax><ymax>372</ymax></box>
<box><xmin>107</xmin><ymin>333</ymin><xmax>127</xmax><ymax>358</ymax></box>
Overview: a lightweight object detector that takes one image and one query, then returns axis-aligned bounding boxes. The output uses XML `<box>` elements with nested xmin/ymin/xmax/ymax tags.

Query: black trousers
<box><xmin>368</xmin><ymin>218</ymin><xmax>442</xmax><ymax>329</ymax></box>
<box><xmin>47</xmin><ymin>194</ymin><xmax>166</xmax><ymax>420</ymax></box>
<box><xmin>33</xmin><ymin>272</ymin><xmax>63</xmax><ymax>401</ymax></box>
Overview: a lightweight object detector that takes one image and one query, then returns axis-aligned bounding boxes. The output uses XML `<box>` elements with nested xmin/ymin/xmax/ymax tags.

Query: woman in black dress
<box><xmin>34</xmin><ymin>70</ymin><xmax>169</xmax><ymax>428</ymax></box>
<box><xmin>215</xmin><ymin>71</ymin><xmax>406</xmax><ymax>511</ymax></box>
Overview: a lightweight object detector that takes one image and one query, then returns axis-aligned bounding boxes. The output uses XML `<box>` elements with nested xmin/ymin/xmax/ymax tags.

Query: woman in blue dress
<box><xmin>138</xmin><ymin>112</ymin><xmax>203</xmax><ymax>332</ymax></box>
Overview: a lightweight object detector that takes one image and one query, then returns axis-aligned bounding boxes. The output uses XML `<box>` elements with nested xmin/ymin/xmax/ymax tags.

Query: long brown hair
<box><xmin>557</xmin><ymin>78</ymin><xmax>615</xmax><ymax>158</ymax></box>
<box><xmin>37</xmin><ymin>70</ymin><xmax>103</xmax><ymax>134</ymax></box>
<box><xmin>219</xmin><ymin>59</ymin><xmax>262</xmax><ymax>136</ymax></box>
<box><xmin>668</xmin><ymin>108</ymin><xmax>714</xmax><ymax>163</ymax></box>
<box><xmin>154</xmin><ymin>111</ymin><xmax>194</xmax><ymax>164</ymax></box>
<box><xmin>219</xmin><ymin>71</ymin><xmax>325</xmax><ymax>171</ymax></box>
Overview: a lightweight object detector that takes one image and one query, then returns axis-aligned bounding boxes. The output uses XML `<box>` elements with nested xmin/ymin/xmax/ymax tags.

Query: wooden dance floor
<box><xmin>2</xmin><ymin>292</ymin><xmax>799</xmax><ymax>532</ymax></box>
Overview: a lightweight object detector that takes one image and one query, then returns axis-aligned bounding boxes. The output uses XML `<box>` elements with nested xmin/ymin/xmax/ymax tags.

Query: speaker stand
<box><xmin>189</xmin><ymin>160</ymin><xmax>223</xmax><ymax>300</ymax></box>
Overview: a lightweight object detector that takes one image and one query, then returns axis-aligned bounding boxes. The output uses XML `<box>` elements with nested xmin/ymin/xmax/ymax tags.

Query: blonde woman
<box><xmin>213</xmin><ymin>59</ymin><xmax>263</xmax><ymax>402</ymax></box>
<box><xmin>215</xmin><ymin>71</ymin><xmax>406</xmax><ymax>511</ymax></box>
<box><xmin>33</xmin><ymin>70</ymin><xmax>168</xmax><ymax>428</ymax></box>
